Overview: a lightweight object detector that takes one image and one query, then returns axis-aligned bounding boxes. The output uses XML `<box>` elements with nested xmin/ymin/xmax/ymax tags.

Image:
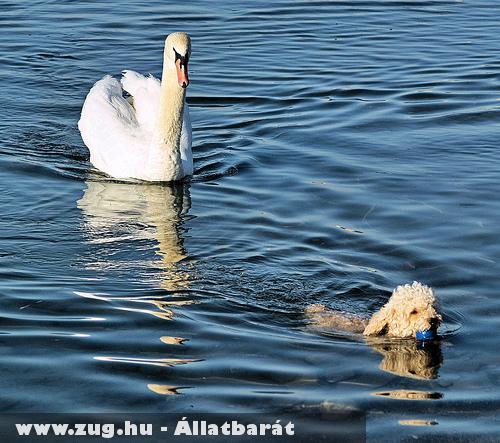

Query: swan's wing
<box><xmin>121</xmin><ymin>70</ymin><xmax>161</xmax><ymax>134</ymax></box>
<box><xmin>78</xmin><ymin>75</ymin><xmax>148</xmax><ymax>178</ymax></box>
<box><xmin>180</xmin><ymin>103</ymin><xmax>193</xmax><ymax>175</ymax></box>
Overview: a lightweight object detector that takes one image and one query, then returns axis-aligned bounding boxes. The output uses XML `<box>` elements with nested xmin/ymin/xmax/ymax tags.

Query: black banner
<box><xmin>0</xmin><ymin>412</ymin><xmax>365</xmax><ymax>442</ymax></box>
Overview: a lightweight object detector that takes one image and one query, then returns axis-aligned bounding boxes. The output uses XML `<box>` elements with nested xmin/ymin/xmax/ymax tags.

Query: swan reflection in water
<box><xmin>77</xmin><ymin>180</ymin><xmax>194</xmax><ymax>318</ymax></box>
<box><xmin>77</xmin><ymin>180</ymin><xmax>198</xmax><ymax>394</ymax></box>
<box><xmin>77</xmin><ymin>179</ymin><xmax>192</xmax><ymax>292</ymax></box>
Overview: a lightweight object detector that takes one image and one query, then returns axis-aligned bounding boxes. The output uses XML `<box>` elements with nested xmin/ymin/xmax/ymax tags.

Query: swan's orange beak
<box><xmin>176</xmin><ymin>59</ymin><xmax>189</xmax><ymax>88</ymax></box>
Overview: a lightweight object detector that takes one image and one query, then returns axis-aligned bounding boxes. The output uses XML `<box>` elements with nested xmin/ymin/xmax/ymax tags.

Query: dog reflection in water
<box><xmin>365</xmin><ymin>337</ymin><xmax>442</xmax><ymax>380</ymax></box>
<box><xmin>306</xmin><ymin>282</ymin><xmax>443</xmax><ymax>379</ymax></box>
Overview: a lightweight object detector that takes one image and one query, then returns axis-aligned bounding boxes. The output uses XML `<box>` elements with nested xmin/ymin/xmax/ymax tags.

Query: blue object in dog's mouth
<box><xmin>416</xmin><ymin>329</ymin><xmax>436</xmax><ymax>341</ymax></box>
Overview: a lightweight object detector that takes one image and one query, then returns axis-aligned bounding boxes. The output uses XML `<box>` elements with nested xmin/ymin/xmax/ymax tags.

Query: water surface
<box><xmin>1</xmin><ymin>0</ymin><xmax>500</xmax><ymax>440</ymax></box>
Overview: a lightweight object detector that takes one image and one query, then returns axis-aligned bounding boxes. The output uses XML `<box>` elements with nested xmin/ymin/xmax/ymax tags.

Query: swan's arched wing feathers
<box><xmin>78</xmin><ymin>75</ymin><xmax>147</xmax><ymax>177</ymax></box>
<box><xmin>121</xmin><ymin>70</ymin><xmax>161</xmax><ymax>133</ymax></box>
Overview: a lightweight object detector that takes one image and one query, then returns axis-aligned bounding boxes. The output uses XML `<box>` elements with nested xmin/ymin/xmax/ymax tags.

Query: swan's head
<box><xmin>164</xmin><ymin>32</ymin><xmax>191</xmax><ymax>89</ymax></box>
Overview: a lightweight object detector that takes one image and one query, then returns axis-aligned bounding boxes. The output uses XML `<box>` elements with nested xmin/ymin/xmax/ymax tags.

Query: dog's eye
<box><xmin>410</xmin><ymin>309</ymin><xmax>418</xmax><ymax>315</ymax></box>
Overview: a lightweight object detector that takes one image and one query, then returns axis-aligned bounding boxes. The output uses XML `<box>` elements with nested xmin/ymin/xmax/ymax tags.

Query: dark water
<box><xmin>1</xmin><ymin>0</ymin><xmax>500</xmax><ymax>440</ymax></box>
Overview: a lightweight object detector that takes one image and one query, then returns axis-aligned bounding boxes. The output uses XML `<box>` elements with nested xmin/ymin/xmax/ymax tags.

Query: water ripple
<box><xmin>1</xmin><ymin>0</ymin><xmax>500</xmax><ymax>438</ymax></box>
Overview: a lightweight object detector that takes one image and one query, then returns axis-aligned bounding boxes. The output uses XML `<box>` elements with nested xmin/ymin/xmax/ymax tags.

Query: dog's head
<box><xmin>363</xmin><ymin>282</ymin><xmax>441</xmax><ymax>338</ymax></box>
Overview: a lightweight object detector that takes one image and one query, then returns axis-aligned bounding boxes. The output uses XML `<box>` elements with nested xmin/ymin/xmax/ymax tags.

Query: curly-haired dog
<box><xmin>306</xmin><ymin>281</ymin><xmax>441</xmax><ymax>339</ymax></box>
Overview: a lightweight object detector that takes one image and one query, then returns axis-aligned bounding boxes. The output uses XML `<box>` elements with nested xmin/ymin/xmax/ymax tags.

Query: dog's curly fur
<box><xmin>363</xmin><ymin>282</ymin><xmax>441</xmax><ymax>337</ymax></box>
<box><xmin>306</xmin><ymin>281</ymin><xmax>441</xmax><ymax>338</ymax></box>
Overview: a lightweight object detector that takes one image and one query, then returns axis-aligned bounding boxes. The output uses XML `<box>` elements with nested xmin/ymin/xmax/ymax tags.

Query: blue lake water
<box><xmin>1</xmin><ymin>0</ymin><xmax>500</xmax><ymax>440</ymax></box>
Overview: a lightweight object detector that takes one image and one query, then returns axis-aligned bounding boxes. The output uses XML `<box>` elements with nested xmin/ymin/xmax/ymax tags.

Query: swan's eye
<box><xmin>173</xmin><ymin>49</ymin><xmax>188</xmax><ymax>65</ymax></box>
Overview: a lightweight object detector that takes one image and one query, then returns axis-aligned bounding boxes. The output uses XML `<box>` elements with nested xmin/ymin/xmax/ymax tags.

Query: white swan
<box><xmin>78</xmin><ymin>32</ymin><xmax>192</xmax><ymax>182</ymax></box>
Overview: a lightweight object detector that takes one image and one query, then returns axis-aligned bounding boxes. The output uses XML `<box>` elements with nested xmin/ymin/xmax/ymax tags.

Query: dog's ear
<box><xmin>363</xmin><ymin>307</ymin><xmax>389</xmax><ymax>336</ymax></box>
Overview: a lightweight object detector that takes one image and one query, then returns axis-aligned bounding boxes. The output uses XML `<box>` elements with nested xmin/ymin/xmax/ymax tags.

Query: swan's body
<box><xmin>78</xmin><ymin>33</ymin><xmax>192</xmax><ymax>182</ymax></box>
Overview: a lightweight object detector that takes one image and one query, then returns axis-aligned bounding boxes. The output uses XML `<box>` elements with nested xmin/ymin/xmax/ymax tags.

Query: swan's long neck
<box><xmin>152</xmin><ymin>63</ymin><xmax>186</xmax><ymax>181</ymax></box>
